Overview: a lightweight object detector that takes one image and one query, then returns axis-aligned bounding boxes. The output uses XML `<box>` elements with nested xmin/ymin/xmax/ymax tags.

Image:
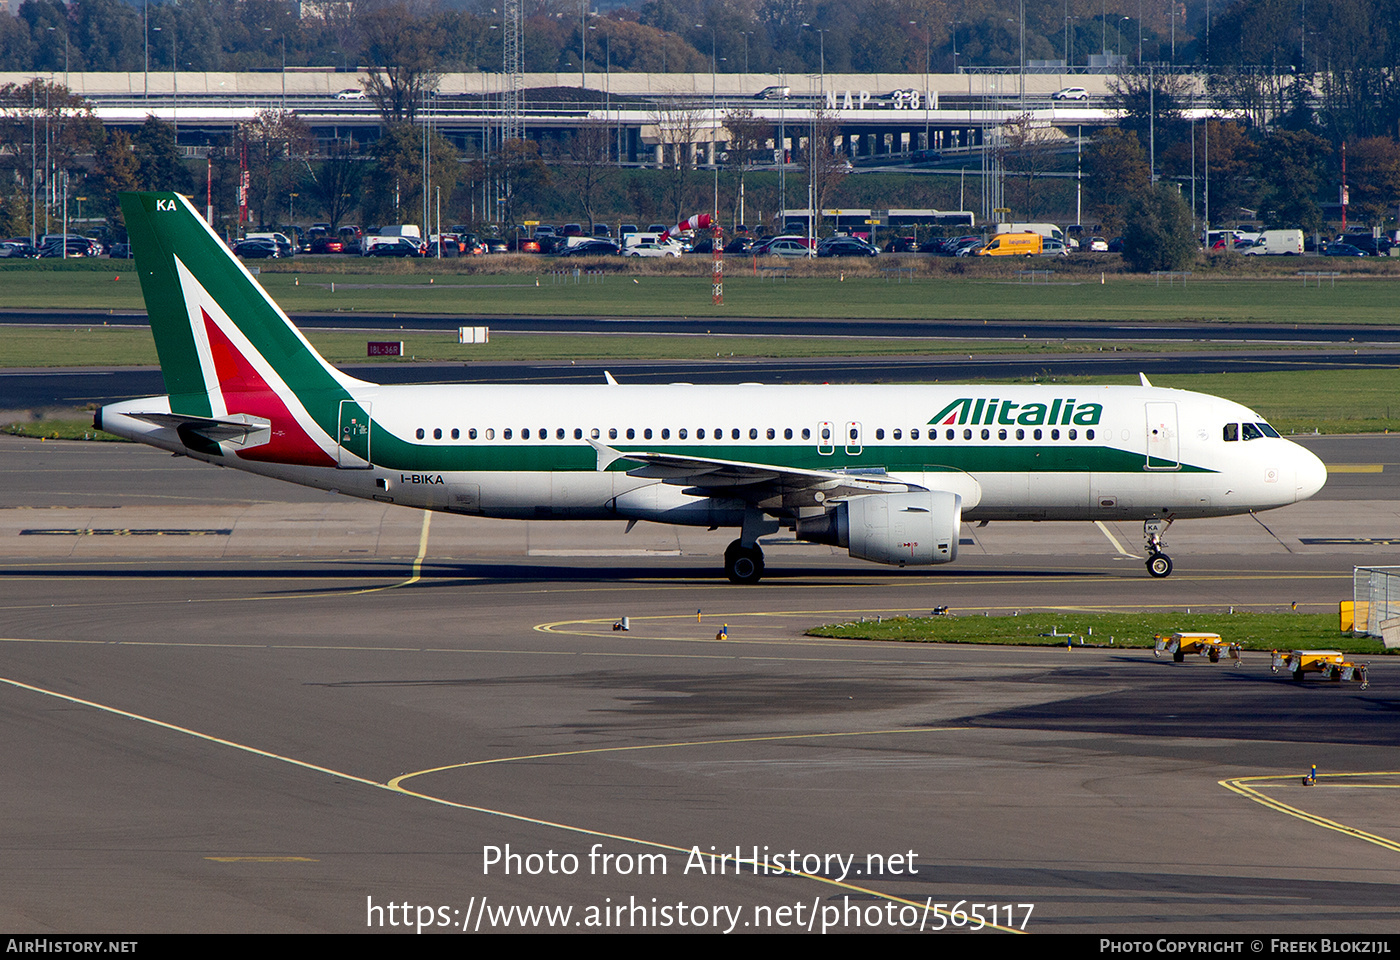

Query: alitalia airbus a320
<box><xmin>96</xmin><ymin>192</ymin><xmax>1327</xmax><ymax>583</ymax></box>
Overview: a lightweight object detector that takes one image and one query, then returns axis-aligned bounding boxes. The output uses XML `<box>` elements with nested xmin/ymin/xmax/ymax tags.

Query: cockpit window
<box><xmin>1242</xmin><ymin>422</ymin><xmax>1264</xmax><ymax>441</ymax></box>
<box><xmin>1258</xmin><ymin>422</ymin><xmax>1280</xmax><ymax>438</ymax></box>
<box><xmin>1223</xmin><ymin>423</ymin><xmax>1238</xmax><ymax>442</ymax></box>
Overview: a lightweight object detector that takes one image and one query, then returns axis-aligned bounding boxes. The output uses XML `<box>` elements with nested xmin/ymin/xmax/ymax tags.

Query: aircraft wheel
<box><xmin>1292</xmin><ymin>667</ymin><xmax>1305</xmax><ymax>682</ymax></box>
<box><xmin>724</xmin><ymin>540</ymin><xmax>765</xmax><ymax>584</ymax></box>
<box><xmin>1146</xmin><ymin>553</ymin><xmax>1173</xmax><ymax>578</ymax></box>
<box><xmin>1172</xmin><ymin>650</ymin><xmax>1185</xmax><ymax>663</ymax></box>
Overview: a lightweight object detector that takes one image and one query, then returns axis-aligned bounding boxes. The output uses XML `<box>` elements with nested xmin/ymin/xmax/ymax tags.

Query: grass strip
<box><xmin>807</xmin><ymin>611</ymin><xmax>1387</xmax><ymax>654</ymax></box>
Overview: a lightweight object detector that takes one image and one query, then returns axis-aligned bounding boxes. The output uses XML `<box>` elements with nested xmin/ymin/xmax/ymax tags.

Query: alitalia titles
<box><xmin>930</xmin><ymin>397</ymin><xmax>1103</xmax><ymax>427</ymax></box>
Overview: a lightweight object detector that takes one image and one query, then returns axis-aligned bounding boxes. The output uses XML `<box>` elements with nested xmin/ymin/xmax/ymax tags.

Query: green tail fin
<box><xmin>119</xmin><ymin>191</ymin><xmax>359</xmax><ymax>420</ymax></box>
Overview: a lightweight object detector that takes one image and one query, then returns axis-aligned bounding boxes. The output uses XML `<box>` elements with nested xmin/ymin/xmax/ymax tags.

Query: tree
<box><xmin>482</xmin><ymin>138</ymin><xmax>549</xmax><ymax>230</ymax></box>
<box><xmin>302</xmin><ymin>138</ymin><xmax>363</xmax><ymax>230</ymax></box>
<box><xmin>1192</xmin><ymin>119</ymin><xmax>1258</xmax><ymax>225</ymax></box>
<box><xmin>650</xmin><ymin>97</ymin><xmax>706</xmax><ymax>224</ymax></box>
<box><xmin>1112</xmin><ymin>69</ymin><xmax>1190</xmax><ymax>171</ymax></box>
<box><xmin>132</xmin><ymin>116</ymin><xmax>190</xmax><ymax>193</ymax></box>
<box><xmin>723</xmin><ymin>107</ymin><xmax>772</xmax><ymax>229</ymax></box>
<box><xmin>92</xmin><ymin>129</ymin><xmax>141</xmax><ymax>229</ymax></box>
<box><xmin>0</xmin><ymin>79</ymin><xmax>101</xmax><ymax>235</ymax></box>
<box><xmin>364</xmin><ymin>122</ymin><xmax>466</xmax><ymax>227</ymax></box>
<box><xmin>804</xmin><ymin>106</ymin><xmax>847</xmax><ymax>237</ymax></box>
<box><xmin>999</xmin><ymin>113</ymin><xmax>1058</xmax><ymax>221</ymax></box>
<box><xmin>553</xmin><ymin>120</ymin><xmax>613</xmax><ymax>231</ymax></box>
<box><xmin>1085</xmin><ymin>128</ymin><xmax>1151</xmax><ymax>236</ymax></box>
<box><xmin>238</xmin><ymin>109</ymin><xmax>312</xmax><ymax>228</ymax></box>
<box><xmin>1345</xmin><ymin>137</ymin><xmax>1400</xmax><ymax>229</ymax></box>
<box><xmin>1256</xmin><ymin>129</ymin><xmax>1331</xmax><ymax>231</ymax></box>
<box><xmin>1121</xmin><ymin>184</ymin><xmax>1199</xmax><ymax>273</ymax></box>
<box><xmin>359</xmin><ymin>2</ymin><xmax>442</xmax><ymax>125</ymax></box>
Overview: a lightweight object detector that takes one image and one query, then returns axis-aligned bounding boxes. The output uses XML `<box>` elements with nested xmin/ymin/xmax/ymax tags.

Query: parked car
<box><xmin>39</xmin><ymin>236</ymin><xmax>96</xmax><ymax>257</ymax></box>
<box><xmin>624</xmin><ymin>240</ymin><xmax>683</xmax><ymax>258</ymax></box>
<box><xmin>556</xmin><ymin>238</ymin><xmax>620</xmax><ymax>256</ymax></box>
<box><xmin>755</xmin><ymin>85</ymin><xmax>790</xmax><ymax>100</ymax></box>
<box><xmin>754</xmin><ymin>236</ymin><xmax>813</xmax><ymax>258</ymax></box>
<box><xmin>365</xmin><ymin>237</ymin><xmax>422</xmax><ymax>258</ymax></box>
<box><xmin>108</xmin><ymin>242</ymin><xmax>133</xmax><ymax>259</ymax></box>
<box><xmin>1322</xmin><ymin>242</ymin><xmax>1367</xmax><ymax>257</ymax></box>
<box><xmin>232</xmin><ymin>238</ymin><xmax>281</xmax><ymax>259</ymax></box>
<box><xmin>1051</xmin><ymin>86</ymin><xmax>1090</xmax><ymax>101</ymax></box>
<box><xmin>817</xmin><ymin>236</ymin><xmax>879</xmax><ymax>258</ymax></box>
<box><xmin>307</xmin><ymin>236</ymin><xmax>344</xmax><ymax>254</ymax></box>
<box><xmin>0</xmin><ymin>238</ymin><xmax>38</xmax><ymax>258</ymax></box>
<box><xmin>723</xmin><ymin>236</ymin><xmax>756</xmax><ymax>255</ymax></box>
<box><xmin>884</xmin><ymin>236</ymin><xmax>918</xmax><ymax>253</ymax></box>
<box><xmin>1088</xmin><ymin>237</ymin><xmax>1109</xmax><ymax>252</ymax></box>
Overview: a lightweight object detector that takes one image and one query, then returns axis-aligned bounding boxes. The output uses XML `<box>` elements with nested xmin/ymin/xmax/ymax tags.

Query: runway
<box><xmin>3</xmin><ymin>435</ymin><xmax>1400</xmax><ymax>933</ymax></box>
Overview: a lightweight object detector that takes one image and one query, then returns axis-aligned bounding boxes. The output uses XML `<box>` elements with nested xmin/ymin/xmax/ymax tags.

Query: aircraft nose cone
<box><xmin>1295</xmin><ymin>445</ymin><xmax>1328</xmax><ymax>502</ymax></box>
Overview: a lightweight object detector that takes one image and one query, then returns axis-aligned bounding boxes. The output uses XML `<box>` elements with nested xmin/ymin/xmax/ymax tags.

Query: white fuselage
<box><xmin>101</xmin><ymin>381</ymin><xmax>1327</xmax><ymax>530</ymax></box>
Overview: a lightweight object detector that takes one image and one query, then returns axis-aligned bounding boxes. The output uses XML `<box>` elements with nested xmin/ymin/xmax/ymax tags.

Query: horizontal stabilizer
<box><xmin>127</xmin><ymin>411</ymin><xmax>272</xmax><ymax>447</ymax></box>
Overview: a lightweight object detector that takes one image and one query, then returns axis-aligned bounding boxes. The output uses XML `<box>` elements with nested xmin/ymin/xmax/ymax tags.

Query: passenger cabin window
<box><xmin>802</xmin><ymin>428</ymin><xmax>811</xmax><ymax>440</ymax></box>
<box><xmin>415</xmin><ymin>428</ymin><xmax>425</xmax><ymax>439</ymax></box>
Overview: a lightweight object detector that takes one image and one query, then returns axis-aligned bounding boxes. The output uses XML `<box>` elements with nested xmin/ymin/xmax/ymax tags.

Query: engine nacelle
<box><xmin>796</xmin><ymin>491</ymin><xmax>962</xmax><ymax>566</ymax></box>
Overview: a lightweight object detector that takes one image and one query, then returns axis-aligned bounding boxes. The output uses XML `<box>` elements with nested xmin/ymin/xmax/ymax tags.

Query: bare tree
<box><xmin>805</xmin><ymin>106</ymin><xmax>847</xmax><ymax>237</ymax></box>
<box><xmin>650</xmin><ymin>97</ymin><xmax>706</xmax><ymax>224</ymax></box>
<box><xmin>359</xmin><ymin>2</ymin><xmax>442</xmax><ymax>125</ymax></box>
<box><xmin>723</xmin><ymin>108</ymin><xmax>772</xmax><ymax>229</ymax></box>
<box><xmin>555</xmin><ymin>120</ymin><xmax>613</xmax><ymax>231</ymax></box>
<box><xmin>303</xmin><ymin>138</ymin><xmax>363</xmax><ymax>229</ymax></box>
<box><xmin>998</xmin><ymin>113</ymin><xmax>1060</xmax><ymax>220</ymax></box>
<box><xmin>240</xmin><ymin>109</ymin><xmax>313</xmax><ymax>228</ymax></box>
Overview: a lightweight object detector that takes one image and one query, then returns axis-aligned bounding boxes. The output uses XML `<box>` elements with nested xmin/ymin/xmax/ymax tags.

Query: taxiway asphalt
<box><xmin>2</xmin><ymin>435</ymin><xmax>1399</xmax><ymax>934</ymax></box>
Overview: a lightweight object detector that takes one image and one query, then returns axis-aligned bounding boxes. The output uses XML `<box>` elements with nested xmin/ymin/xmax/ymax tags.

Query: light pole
<box><xmin>948</xmin><ymin>21</ymin><xmax>961</xmax><ymax>73</ymax></box>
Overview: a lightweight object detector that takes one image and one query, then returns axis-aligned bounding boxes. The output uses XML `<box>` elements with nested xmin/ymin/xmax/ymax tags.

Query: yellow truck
<box><xmin>976</xmin><ymin>231</ymin><xmax>1043</xmax><ymax>256</ymax></box>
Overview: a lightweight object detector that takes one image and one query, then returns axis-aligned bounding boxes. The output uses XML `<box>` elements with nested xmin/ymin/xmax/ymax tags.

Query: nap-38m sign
<box><xmin>930</xmin><ymin>397</ymin><xmax>1103</xmax><ymax>427</ymax></box>
<box><xmin>825</xmin><ymin>90</ymin><xmax>929</xmax><ymax>110</ymax></box>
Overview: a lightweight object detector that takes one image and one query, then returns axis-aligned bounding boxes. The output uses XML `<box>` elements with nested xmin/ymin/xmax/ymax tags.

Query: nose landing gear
<box><xmin>1144</xmin><ymin>518</ymin><xmax>1174</xmax><ymax>578</ymax></box>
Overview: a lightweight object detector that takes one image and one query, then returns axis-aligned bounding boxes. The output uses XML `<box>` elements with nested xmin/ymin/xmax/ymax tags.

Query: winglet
<box><xmin>1139</xmin><ymin>372</ymin><xmax>1153</xmax><ymax>387</ymax></box>
<box><xmin>604</xmin><ymin>370</ymin><xmax>619</xmax><ymax>386</ymax></box>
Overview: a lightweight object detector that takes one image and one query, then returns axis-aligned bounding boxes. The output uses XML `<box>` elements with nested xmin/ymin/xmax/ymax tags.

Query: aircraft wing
<box><xmin>589</xmin><ymin>440</ymin><xmax>924</xmax><ymax>509</ymax></box>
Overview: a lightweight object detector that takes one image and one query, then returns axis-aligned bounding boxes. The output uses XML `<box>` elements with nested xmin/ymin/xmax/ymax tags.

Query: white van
<box><xmin>995</xmin><ymin>222</ymin><xmax>1066</xmax><ymax>244</ymax></box>
<box><xmin>1243</xmin><ymin>229</ymin><xmax>1303</xmax><ymax>255</ymax></box>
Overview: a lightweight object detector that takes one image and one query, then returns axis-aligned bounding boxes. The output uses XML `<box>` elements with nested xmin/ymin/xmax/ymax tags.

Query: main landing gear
<box><xmin>1144</xmin><ymin>518</ymin><xmax>1174</xmax><ymax>579</ymax></box>
<box><xmin>724</xmin><ymin>540</ymin><xmax>765</xmax><ymax>584</ymax></box>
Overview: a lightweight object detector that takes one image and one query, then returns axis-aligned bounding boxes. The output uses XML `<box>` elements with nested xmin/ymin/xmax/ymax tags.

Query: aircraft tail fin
<box><xmin>119</xmin><ymin>191</ymin><xmax>368</xmax><ymax>467</ymax></box>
